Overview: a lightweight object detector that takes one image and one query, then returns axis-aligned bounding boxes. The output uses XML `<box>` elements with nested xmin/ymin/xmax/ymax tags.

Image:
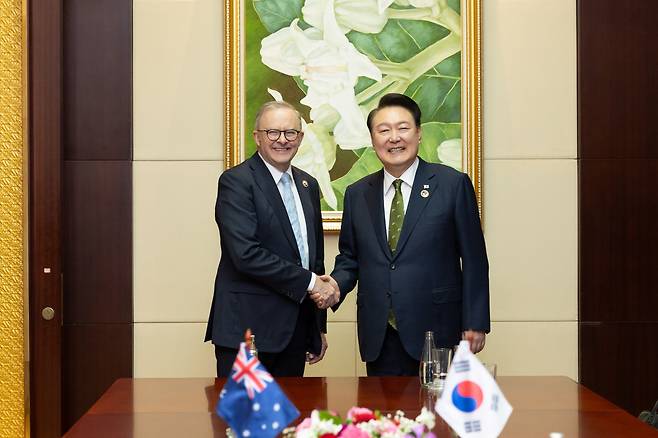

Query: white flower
<box><xmin>292</xmin><ymin>122</ymin><xmax>338</xmax><ymax>209</ymax></box>
<box><xmin>303</xmin><ymin>0</ymin><xmax>388</xmax><ymax>34</ymax></box>
<box><xmin>309</xmin><ymin>410</ymin><xmax>343</xmax><ymax>435</ymax></box>
<box><xmin>313</xmin><ymin>88</ymin><xmax>371</xmax><ymax>149</ymax></box>
<box><xmin>410</xmin><ymin>0</ymin><xmax>438</xmax><ymax>7</ymax></box>
<box><xmin>308</xmin><ymin>103</ymin><xmax>340</xmax><ymax>128</ymax></box>
<box><xmin>294</xmin><ymin>430</ymin><xmax>316</xmax><ymax>438</ymax></box>
<box><xmin>378</xmin><ymin>0</ymin><xmax>396</xmax><ymax>14</ymax></box>
<box><xmin>266</xmin><ymin>88</ymin><xmax>284</xmax><ymax>102</ymax></box>
<box><xmin>437</xmin><ymin>138</ymin><xmax>462</xmax><ymax>171</ymax></box>
<box><xmin>415</xmin><ymin>406</ymin><xmax>436</xmax><ymax>430</ymax></box>
<box><xmin>260</xmin><ymin>3</ymin><xmax>381</xmax><ymax>151</ymax></box>
<box><xmin>384</xmin><ymin>0</ymin><xmax>446</xmax><ymax>22</ymax></box>
<box><xmin>410</xmin><ymin>0</ymin><xmax>444</xmax><ymax>19</ymax></box>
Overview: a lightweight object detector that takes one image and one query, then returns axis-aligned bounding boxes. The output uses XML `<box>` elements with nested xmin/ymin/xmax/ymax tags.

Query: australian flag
<box><xmin>216</xmin><ymin>342</ymin><xmax>300</xmax><ymax>438</ymax></box>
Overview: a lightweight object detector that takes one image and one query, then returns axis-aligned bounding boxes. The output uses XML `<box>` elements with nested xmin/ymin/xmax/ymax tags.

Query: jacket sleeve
<box><xmin>330</xmin><ymin>185</ymin><xmax>360</xmax><ymax>309</ymax></box>
<box><xmin>311</xmin><ymin>178</ymin><xmax>327</xmax><ymax>333</ymax></box>
<box><xmin>216</xmin><ymin>171</ymin><xmax>311</xmax><ymax>303</ymax></box>
<box><xmin>455</xmin><ymin>172</ymin><xmax>490</xmax><ymax>333</ymax></box>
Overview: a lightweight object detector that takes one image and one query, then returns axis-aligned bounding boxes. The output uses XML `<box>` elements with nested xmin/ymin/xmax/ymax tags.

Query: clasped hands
<box><xmin>310</xmin><ymin>275</ymin><xmax>340</xmax><ymax>309</ymax></box>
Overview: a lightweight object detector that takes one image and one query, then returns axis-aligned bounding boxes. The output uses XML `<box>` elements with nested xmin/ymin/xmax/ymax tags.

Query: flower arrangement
<box><xmin>284</xmin><ymin>406</ymin><xmax>437</xmax><ymax>437</ymax></box>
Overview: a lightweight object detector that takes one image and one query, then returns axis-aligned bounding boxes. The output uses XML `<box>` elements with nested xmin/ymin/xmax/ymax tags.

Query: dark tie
<box><xmin>388</xmin><ymin>179</ymin><xmax>404</xmax><ymax>252</ymax></box>
<box><xmin>387</xmin><ymin>179</ymin><xmax>404</xmax><ymax>329</ymax></box>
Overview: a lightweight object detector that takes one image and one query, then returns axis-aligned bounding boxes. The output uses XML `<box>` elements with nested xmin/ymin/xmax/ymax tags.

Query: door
<box><xmin>29</xmin><ymin>0</ymin><xmax>63</xmax><ymax>436</ymax></box>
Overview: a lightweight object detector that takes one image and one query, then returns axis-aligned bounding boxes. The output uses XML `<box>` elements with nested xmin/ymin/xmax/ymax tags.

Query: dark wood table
<box><xmin>63</xmin><ymin>377</ymin><xmax>657</xmax><ymax>437</ymax></box>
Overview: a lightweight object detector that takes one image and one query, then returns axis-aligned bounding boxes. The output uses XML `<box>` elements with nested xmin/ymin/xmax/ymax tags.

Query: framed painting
<box><xmin>224</xmin><ymin>0</ymin><xmax>482</xmax><ymax>230</ymax></box>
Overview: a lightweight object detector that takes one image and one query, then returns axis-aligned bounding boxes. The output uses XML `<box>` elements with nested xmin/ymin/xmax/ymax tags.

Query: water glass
<box><xmin>431</xmin><ymin>347</ymin><xmax>452</xmax><ymax>393</ymax></box>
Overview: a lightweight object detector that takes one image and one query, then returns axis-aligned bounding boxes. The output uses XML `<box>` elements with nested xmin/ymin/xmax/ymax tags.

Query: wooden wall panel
<box><xmin>61</xmin><ymin>324</ymin><xmax>133</xmax><ymax>432</ymax></box>
<box><xmin>579</xmin><ymin>0</ymin><xmax>658</xmax><ymax>416</ymax></box>
<box><xmin>61</xmin><ymin>0</ymin><xmax>133</xmax><ymax>432</ymax></box>
<box><xmin>63</xmin><ymin>0</ymin><xmax>132</xmax><ymax>161</ymax></box>
<box><xmin>580</xmin><ymin>159</ymin><xmax>658</xmax><ymax>322</ymax></box>
<box><xmin>63</xmin><ymin>161</ymin><xmax>132</xmax><ymax>324</ymax></box>
<box><xmin>579</xmin><ymin>0</ymin><xmax>658</xmax><ymax>159</ymax></box>
<box><xmin>580</xmin><ymin>323</ymin><xmax>658</xmax><ymax>416</ymax></box>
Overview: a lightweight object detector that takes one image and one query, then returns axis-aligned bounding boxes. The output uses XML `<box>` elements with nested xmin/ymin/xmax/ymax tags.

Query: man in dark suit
<box><xmin>205</xmin><ymin>101</ymin><xmax>337</xmax><ymax>377</ymax></box>
<box><xmin>327</xmin><ymin>93</ymin><xmax>490</xmax><ymax>376</ymax></box>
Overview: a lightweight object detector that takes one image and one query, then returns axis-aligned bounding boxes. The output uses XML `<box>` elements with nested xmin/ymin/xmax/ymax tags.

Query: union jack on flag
<box><xmin>231</xmin><ymin>344</ymin><xmax>274</xmax><ymax>399</ymax></box>
<box><xmin>217</xmin><ymin>342</ymin><xmax>299</xmax><ymax>438</ymax></box>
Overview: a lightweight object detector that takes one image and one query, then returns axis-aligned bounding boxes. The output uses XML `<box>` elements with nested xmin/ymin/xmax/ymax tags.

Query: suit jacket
<box><xmin>205</xmin><ymin>153</ymin><xmax>326</xmax><ymax>355</ymax></box>
<box><xmin>331</xmin><ymin>158</ymin><xmax>489</xmax><ymax>362</ymax></box>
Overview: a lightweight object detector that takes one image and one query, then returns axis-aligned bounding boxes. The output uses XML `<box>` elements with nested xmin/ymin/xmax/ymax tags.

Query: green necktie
<box><xmin>388</xmin><ymin>179</ymin><xmax>404</xmax><ymax>252</ymax></box>
<box><xmin>387</xmin><ymin>179</ymin><xmax>404</xmax><ymax>330</ymax></box>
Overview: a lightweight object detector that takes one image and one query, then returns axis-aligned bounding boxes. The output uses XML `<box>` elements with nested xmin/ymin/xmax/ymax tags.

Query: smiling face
<box><xmin>370</xmin><ymin>106</ymin><xmax>421</xmax><ymax>177</ymax></box>
<box><xmin>253</xmin><ymin>107</ymin><xmax>304</xmax><ymax>172</ymax></box>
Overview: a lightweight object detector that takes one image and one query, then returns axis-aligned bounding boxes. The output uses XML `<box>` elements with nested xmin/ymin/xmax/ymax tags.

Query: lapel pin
<box><xmin>423</xmin><ymin>184</ymin><xmax>429</xmax><ymax>189</ymax></box>
<box><xmin>420</xmin><ymin>189</ymin><xmax>430</xmax><ymax>198</ymax></box>
<box><xmin>302</xmin><ymin>180</ymin><xmax>309</xmax><ymax>187</ymax></box>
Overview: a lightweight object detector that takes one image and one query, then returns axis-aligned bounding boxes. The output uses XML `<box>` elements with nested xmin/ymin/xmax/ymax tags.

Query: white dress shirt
<box><xmin>258</xmin><ymin>153</ymin><xmax>316</xmax><ymax>292</ymax></box>
<box><xmin>383</xmin><ymin>157</ymin><xmax>419</xmax><ymax>238</ymax></box>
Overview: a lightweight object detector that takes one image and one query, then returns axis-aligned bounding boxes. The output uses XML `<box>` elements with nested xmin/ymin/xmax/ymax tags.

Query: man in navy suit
<box><xmin>205</xmin><ymin>101</ymin><xmax>338</xmax><ymax>377</ymax></box>
<box><xmin>328</xmin><ymin>94</ymin><xmax>490</xmax><ymax>376</ymax></box>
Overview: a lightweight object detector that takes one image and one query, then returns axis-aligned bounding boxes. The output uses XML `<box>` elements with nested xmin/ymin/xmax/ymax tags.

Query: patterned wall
<box><xmin>0</xmin><ymin>0</ymin><xmax>26</xmax><ymax>436</ymax></box>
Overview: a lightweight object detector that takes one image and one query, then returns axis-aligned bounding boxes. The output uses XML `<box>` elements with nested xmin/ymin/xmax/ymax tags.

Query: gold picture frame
<box><xmin>224</xmin><ymin>0</ymin><xmax>482</xmax><ymax>231</ymax></box>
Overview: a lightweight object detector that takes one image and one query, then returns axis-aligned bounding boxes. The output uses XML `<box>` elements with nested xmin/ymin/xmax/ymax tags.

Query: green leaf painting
<box><xmin>252</xmin><ymin>0</ymin><xmax>303</xmax><ymax>33</ymax></box>
<box><xmin>246</xmin><ymin>0</ymin><xmax>463</xmax><ymax>211</ymax></box>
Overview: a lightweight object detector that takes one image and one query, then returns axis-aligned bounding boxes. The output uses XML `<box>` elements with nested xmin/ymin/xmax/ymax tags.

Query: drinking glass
<box><xmin>431</xmin><ymin>347</ymin><xmax>452</xmax><ymax>393</ymax></box>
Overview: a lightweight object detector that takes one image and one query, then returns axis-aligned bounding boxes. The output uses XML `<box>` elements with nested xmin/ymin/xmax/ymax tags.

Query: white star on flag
<box><xmin>435</xmin><ymin>340</ymin><xmax>513</xmax><ymax>437</ymax></box>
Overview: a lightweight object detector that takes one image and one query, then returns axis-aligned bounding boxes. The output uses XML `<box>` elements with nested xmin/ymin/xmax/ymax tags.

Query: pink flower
<box><xmin>383</xmin><ymin>423</ymin><xmax>398</xmax><ymax>434</ymax></box>
<box><xmin>346</xmin><ymin>407</ymin><xmax>375</xmax><ymax>424</ymax></box>
<box><xmin>296</xmin><ymin>417</ymin><xmax>313</xmax><ymax>431</ymax></box>
<box><xmin>339</xmin><ymin>424</ymin><xmax>369</xmax><ymax>438</ymax></box>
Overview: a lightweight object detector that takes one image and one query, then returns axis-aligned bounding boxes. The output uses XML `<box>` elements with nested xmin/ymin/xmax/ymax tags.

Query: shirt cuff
<box><xmin>306</xmin><ymin>272</ymin><xmax>317</xmax><ymax>293</ymax></box>
<box><xmin>300</xmin><ymin>273</ymin><xmax>317</xmax><ymax>303</ymax></box>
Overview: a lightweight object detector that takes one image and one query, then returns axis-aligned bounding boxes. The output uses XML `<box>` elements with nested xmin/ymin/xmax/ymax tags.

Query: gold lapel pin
<box><xmin>302</xmin><ymin>180</ymin><xmax>309</xmax><ymax>188</ymax></box>
<box><xmin>420</xmin><ymin>189</ymin><xmax>430</xmax><ymax>198</ymax></box>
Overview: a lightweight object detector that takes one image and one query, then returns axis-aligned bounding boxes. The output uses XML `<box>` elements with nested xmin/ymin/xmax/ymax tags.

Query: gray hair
<box><xmin>254</xmin><ymin>101</ymin><xmax>303</xmax><ymax>130</ymax></box>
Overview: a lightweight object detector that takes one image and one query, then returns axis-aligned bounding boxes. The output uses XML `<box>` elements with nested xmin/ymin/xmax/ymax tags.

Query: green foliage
<box><xmin>347</xmin><ymin>19</ymin><xmax>450</xmax><ymax>63</ymax></box>
<box><xmin>437</xmin><ymin>51</ymin><xmax>461</xmax><ymax>77</ymax></box>
<box><xmin>252</xmin><ymin>0</ymin><xmax>304</xmax><ymax>33</ymax></box>
<box><xmin>317</xmin><ymin>409</ymin><xmax>343</xmax><ymax>425</ymax></box>
<box><xmin>329</xmin><ymin>148</ymin><xmax>383</xmax><ymax>210</ymax></box>
<box><xmin>350</xmin><ymin>20</ymin><xmax>461</xmax><ymax>123</ymax></box>
<box><xmin>418</xmin><ymin>122</ymin><xmax>461</xmax><ymax>162</ymax></box>
<box><xmin>407</xmin><ymin>75</ymin><xmax>461</xmax><ymax>123</ymax></box>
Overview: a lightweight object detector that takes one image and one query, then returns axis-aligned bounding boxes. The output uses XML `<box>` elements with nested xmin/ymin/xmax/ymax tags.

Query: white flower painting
<box><xmin>246</xmin><ymin>0</ymin><xmax>464</xmax><ymax>210</ymax></box>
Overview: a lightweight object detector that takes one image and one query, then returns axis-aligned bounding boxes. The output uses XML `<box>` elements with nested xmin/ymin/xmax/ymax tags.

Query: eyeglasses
<box><xmin>256</xmin><ymin>129</ymin><xmax>301</xmax><ymax>142</ymax></box>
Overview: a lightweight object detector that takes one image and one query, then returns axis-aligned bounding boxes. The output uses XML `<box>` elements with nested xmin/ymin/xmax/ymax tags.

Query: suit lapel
<box><xmin>393</xmin><ymin>159</ymin><xmax>437</xmax><ymax>259</ymax></box>
<box><xmin>292</xmin><ymin>166</ymin><xmax>316</xmax><ymax>267</ymax></box>
<box><xmin>249</xmin><ymin>154</ymin><xmax>300</xmax><ymax>257</ymax></box>
<box><xmin>365</xmin><ymin>170</ymin><xmax>393</xmax><ymax>260</ymax></box>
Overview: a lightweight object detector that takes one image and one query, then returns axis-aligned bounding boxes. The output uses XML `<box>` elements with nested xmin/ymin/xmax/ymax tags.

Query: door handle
<box><xmin>41</xmin><ymin>306</ymin><xmax>55</xmax><ymax>320</ymax></box>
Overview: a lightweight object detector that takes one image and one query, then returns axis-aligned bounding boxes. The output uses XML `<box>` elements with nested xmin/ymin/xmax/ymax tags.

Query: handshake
<box><xmin>310</xmin><ymin>275</ymin><xmax>340</xmax><ymax>310</ymax></box>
